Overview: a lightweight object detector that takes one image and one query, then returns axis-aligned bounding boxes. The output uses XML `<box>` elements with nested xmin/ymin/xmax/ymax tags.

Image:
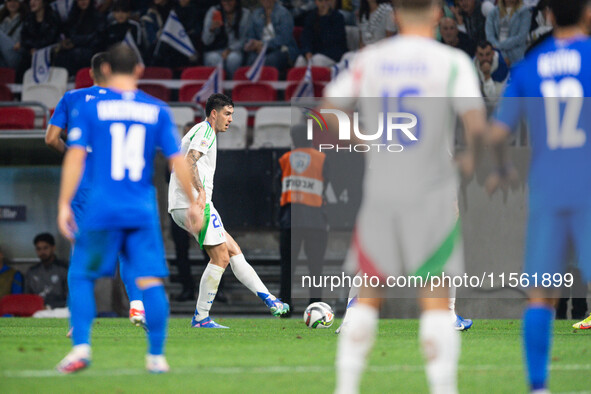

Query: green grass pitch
<box><xmin>0</xmin><ymin>318</ymin><xmax>589</xmax><ymax>393</ymax></box>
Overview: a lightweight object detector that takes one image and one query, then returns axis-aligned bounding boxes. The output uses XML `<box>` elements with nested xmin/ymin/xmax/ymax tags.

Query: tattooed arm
<box><xmin>186</xmin><ymin>149</ymin><xmax>206</xmax><ymax>207</ymax></box>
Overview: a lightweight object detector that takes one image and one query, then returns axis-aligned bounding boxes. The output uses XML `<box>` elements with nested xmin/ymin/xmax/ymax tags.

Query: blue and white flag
<box><xmin>293</xmin><ymin>62</ymin><xmax>314</xmax><ymax>99</ymax></box>
<box><xmin>159</xmin><ymin>11</ymin><xmax>196</xmax><ymax>58</ymax></box>
<box><xmin>193</xmin><ymin>62</ymin><xmax>223</xmax><ymax>103</ymax></box>
<box><xmin>245</xmin><ymin>43</ymin><xmax>267</xmax><ymax>81</ymax></box>
<box><xmin>331</xmin><ymin>58</ymin><xmax>349</xmax><ymax>80</ymax></box>
<box><xmin>123</xmin><ymin>31</ymin><xmax>144</xmax><ymax>66</ymax></box>
<box><xmin>32</xmin><ymin>45</ymin><xmax>54</xmax><ymax>84</ymax></box>
<box><xmin>50</xmin><ymin>0</ymin><xmax>73</xmax><ymax>22</ymax></box>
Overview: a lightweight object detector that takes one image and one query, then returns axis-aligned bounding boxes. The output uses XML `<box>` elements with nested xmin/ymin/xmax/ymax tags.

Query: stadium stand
<box><xmin>74</xmin><ymin>68</ymin><xmax>93</xmax><ymax>89</ymax></box>
<box><xmin>232</xmin><ymin>83</ymin><xmax>277</xmax><ymax>103</ymax></box>
<box><xmin>142</xmin><ymin>67</ymin><xmax>174</xmax><ymax>80</ymax></box>
<box><xmin>286</xmin><ymin>66</ymin><xmax>332</xmax><ymax>83</ymax></box>
<box><xmin>138</xmin><ymin>83</ymin><xmax>171</xmax><ymax>102</ymax></box>
<box><xmin>233</xmin><ymin>66</ymin><xmax>279</xmax><ymax>82</ymax></box>
<box><xmin>251</xmin><ymin>106</ymin><xmax>295</xmax><ymax>149</ymax></box>
<box><xmin>0</xmin><ymin>294</ymin><xmax>45</xmax><ymax>317</ymax></box>
<box><xmin>0</xmin><ymin>85</ymin><xmax>13</xmax><ymax>101</ymax></box>
<box><xmin>0</xmin><ymin>68</ymin><xmax>16</xmax><ymax>84</ymax></box>
<box><xmin>21</xmin><ymin>67</ymin><xmax>68</xmax><ymax>109</ymax></box>
<box><xmin>0</xmin><ymin>107</ymin><xmax>36</xmax><ymax>129</ymax></box>
<box><xmin>178</xmin><ymin>83</ymin><xmax>205</xmax><ymax>103</ymax></box>
<box><xmin>180</xmin><ymin>66</ymin><xmax>224</xmax><ymax>80</ymax></box>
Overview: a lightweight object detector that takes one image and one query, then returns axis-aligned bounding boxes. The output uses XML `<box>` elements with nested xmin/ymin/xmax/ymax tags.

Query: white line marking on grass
<box><xmin>4</xmin><ymin>364</ymin><xmax>591</xmax><ymax>378</ymax></box>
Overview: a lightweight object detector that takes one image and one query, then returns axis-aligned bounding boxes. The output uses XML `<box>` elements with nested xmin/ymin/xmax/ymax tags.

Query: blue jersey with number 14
<box><xmin>67</xmin><ymin>88</ymin><xmax>181</xmax><ymax>230</ymax></box>
<box><xmin>495</xmin><ymin>35</ymin><xmax>591</xmax><ymax>211</ymax></box>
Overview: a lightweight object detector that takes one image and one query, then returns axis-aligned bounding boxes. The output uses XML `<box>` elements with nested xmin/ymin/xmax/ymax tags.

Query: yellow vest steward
<box><xmin>279</xmin><ymin>148</ymin><xmax>326</xmax><ymax>207</ymax></box>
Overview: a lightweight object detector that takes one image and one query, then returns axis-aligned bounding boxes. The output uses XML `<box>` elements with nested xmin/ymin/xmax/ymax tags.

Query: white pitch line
<box><xmin>3</xmin><ymin>364</ymin><xmax>591</xmax><ymax>379</ymax></box>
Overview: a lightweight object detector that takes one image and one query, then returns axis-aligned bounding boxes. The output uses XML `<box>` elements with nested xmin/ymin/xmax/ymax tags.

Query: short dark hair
<box><xmin>91</xmin><ymin>52</ymin><xmax>108</xmax><ymax>82</ymax></box>
<box><xmin>205</xmin><ymin>93</ymin><xmax>234</xmax><ymax>117</ymax></box>
<box><xmin>105</xmin><ymin>43</ymin><xmax>139</xmax><ymax>75</ymax></box>
<box><xmin>550</xmin><ymin>0</ymin><xmax>589</xmax><ymax>27</ymax></box>
<box><xmin>393</xmin><ymin>0</ymin><xmax>436</xmax><ymax>10</ymax></box>
<box><xmin>112</xmin><ymin>0</ymin><xmax>131</xmax><ymax>12</ymax></box>
<box><xmin>476</xmin><ymin>40</ymin><xmax>493</xmax><ymax>50</ymax></box>
<box><xmin>291</xmin><ymin>123</ymin><xmax>312</xmax><ymax>148</ymax></box>
<box><xmin>34</xmin><ymin>233</ymin><xmax>55</xmax><ymax>246</ymax></box>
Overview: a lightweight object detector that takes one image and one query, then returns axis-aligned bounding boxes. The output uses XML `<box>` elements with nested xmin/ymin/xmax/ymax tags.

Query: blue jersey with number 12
<box><xmin>67</xmin><ymin>88</ymin><xmax>180</xmax><ymax>230</ymax></box>
<box><xmin>495</xmin><ymin>35</ymin><xmax>591</xmax><ymax>211</ymax></box>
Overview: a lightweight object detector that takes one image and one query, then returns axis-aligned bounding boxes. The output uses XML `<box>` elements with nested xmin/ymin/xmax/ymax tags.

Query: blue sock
<box><xmin>523</xmin><ymin>304</ymin><xmax>554</xmax><ymax>391</ymax></box>
<box><xmin>120</xmin><ymin>255</ymin><xmax>142</xmax><ymax>303</ymax></box>
<box><xmin>142</xmin><ymin>284</ymin><xmax>169</xmax><ymax>355</ymax></box>
<box><xmin>68</xmin><ymin>276</ymin><xmax>96</xmax><ymax>346</ymax></box>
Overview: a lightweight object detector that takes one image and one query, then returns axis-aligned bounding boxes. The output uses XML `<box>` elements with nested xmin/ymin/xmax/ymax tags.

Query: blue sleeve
<box><xmin>50</xmin><ymin>93</ymin><xmax>70</xmax><ymax>129</ymax></box>
<box><xmin>12</xmin><ymin>271</ymin><xmax>23</xmax><ymax>294</ymax></box>
<box><xmin>67</xmin><ymin>101</ymin><xmax>91</xmax><ymax>149</ymax></box>
<box><xmin>158</xmin><ymin>106</ymin><xmax>181</xmax><ymax>158</ymax></box>
<box><xmin>493</xmin><ymin>65</ymin><xmax>524</xmax><ymax>132</ymax></box>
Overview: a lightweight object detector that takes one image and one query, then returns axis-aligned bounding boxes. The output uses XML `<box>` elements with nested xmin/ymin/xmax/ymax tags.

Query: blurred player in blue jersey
<box><xmin>45</xmin><ymin>52</ymin><xmax>146</xmax><ymax>328</ymax></box>
<box><xmin>55</xmin><ymin>44</ymin><xmax>202</xmax><ymax>374</ymax></box>
<box><xmin>490</xmin><ymin>1</ymin><xmax>591</xmax><ymax>391</ymax></box>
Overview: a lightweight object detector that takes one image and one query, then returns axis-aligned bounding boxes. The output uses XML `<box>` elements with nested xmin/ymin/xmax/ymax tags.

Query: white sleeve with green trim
<box><xmin>187</xmin><ymin>121</ymin><xmax>216</xmax><ymax>155</ymax></box>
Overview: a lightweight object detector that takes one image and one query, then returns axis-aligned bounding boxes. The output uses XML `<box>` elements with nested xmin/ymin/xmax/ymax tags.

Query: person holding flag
<box><xmin>202</xmin><ymin>0</ymin><xmax>250</xmax><ymax>79</ymax></box>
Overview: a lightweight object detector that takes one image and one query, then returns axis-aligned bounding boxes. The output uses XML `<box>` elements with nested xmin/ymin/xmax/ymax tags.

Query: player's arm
<box><xmin>485</xmin><ymin>120</ymin><xmax>518</xmax><ymax>194</ymax></box>
<box><xmin>169</xmin><ymin>154</ymin><xmax>204</xmax><ymax>232</ymax></box>
<box><xmin>57</xmin><ymin>146</ymin><xmax>87</xmax><ymax>241</ymax></box>
<box><xmin>45</xmin><ymin>125</ymin><xmax>67</xmax><ymax>154</ymax></box>
<box><xmin>186</xmin><ymin>149</ymin><xmax>206</xmax><ymax>208</ymax></box>
<box><xmin>457</xmin><ymin>108</ymin><xmax>487</xmax><ymax>178</ymax></box>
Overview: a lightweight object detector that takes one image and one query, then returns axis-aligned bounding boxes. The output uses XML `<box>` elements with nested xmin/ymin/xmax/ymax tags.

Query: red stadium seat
<box><xmin>284</xmin><ymin>82</ymin><xmax>325</xmax><ymax>101</ymax></box>
<box><xmin>138</xmin><ymin>83</ymin><xmax>171</xmax><ymax>102</ymax></box>
<box><xmin>233</xmin><ymin>66</ymin><xmax>279</xmax><ymax>81</ymax></box>
<box><xmin>293</xmin><ymin>26</ymin><xmax>303</xmax><ymax>49</ymax></box>
<box><xmin>286</xmin><ymin>67</ymin><xmax>331</xmax><ymax>82</ymax></box>
<box><xmin>0</xmin><ymin>84</ymin><xmax>13</xmax><ymax>101</ymax></box>
<box><xmin>180</xmin><ymin>66</ymin><xmax>225</xmax><ymax>80</ymax></box>
<box><xmin>0</xmin><ymin>67</ymin><xmax>16</xmax><ymax>84</ymax></box>
<box><xmin>0</xmin><ymin>107</ymin><xmax>36</xmax><ymax>129</ymax></box>
<box><xmin>0</xmin><ymin>294</ymin><xmax>45</xmax><ymax>317</ymax></box>
<box><xmin>142</xmin><ymin>67</ymin><xmax>173</xmax><ymax>79</ymax></box>
<box><xmin>232</xmin><ymin>83</ymin><xmax>277</xmax><ymax>103</ymax></box>
<box><xmin>75</xmin><ymin>67</ymin><xmax>93</xmax><ymax>89</ymax></box>
<box><xmin>178</xmin><ymin>83</ymin><xmax>204</xmax><ymax>102</ymax></box>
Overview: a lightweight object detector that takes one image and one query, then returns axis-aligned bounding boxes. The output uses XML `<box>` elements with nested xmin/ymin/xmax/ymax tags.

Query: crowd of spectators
<box><xmin>0</xmin><ymin>0</ymin><xmax>555</xmax><ymax>97</ymax></box>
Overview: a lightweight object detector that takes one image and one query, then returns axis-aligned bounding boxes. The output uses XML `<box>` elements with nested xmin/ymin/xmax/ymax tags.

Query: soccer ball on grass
<box><xmin>303</xmin><ymin>302</ymin><xmax>334</xmax><ymax>328</ymax></box>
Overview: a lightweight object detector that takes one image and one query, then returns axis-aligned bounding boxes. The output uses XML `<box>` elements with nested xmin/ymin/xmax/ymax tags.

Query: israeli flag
<box><xmin>245</xmin><ymin>43</ymin><xmax>267</xmax><ymax>81</ymax></box>
<box><xmin>32</xmin><ymin>45</ymin><xmax>53</xmax><ymax>84</ymax></box>
<box><xmin>193</xmin><ymin>62</ymin><xmax>223</xmax><ymax>103</ymax></box>
<box><xmin>293</xmin><ymin>63</ymin><xmax>314</xmax><ymax>99</ymax></box>
<box><xmin>123</xmin><ymin>31</ymin><xmax>144</xmax><ymax>65</ymax></box>
<box><xmin>159</xmin><ymin>11</ymin><xmax>196</xmax><ymax>58</ymax></box>
<box><xmin>50</xmin><ymin>0</ymin><xmax>73</xmax><ymax>22</ymax></box>
<box><xmin>331</xmin><ymin>58</ymin><xmax>349</xmax><ymax>80</ymax></box>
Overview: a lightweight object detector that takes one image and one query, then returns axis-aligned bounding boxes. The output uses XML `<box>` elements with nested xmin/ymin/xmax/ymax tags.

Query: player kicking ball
<box><xmin>168</xmin><ymin>93</ymin><xmax>289</xmax><ymax>328</ymax></box>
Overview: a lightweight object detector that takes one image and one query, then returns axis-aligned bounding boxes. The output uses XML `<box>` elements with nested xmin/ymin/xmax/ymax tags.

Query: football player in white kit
<box><xmin>168</xmin><ymin>94</ymin><xmax>289</xmax><ymax>328</ymax></box>
<box><xmin>324</xmin><ymin>0</ymin><xmax>487</xmax><ymax>392</ymax></box>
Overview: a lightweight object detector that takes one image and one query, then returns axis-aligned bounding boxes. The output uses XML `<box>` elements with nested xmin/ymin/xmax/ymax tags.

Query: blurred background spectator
<box><xmin>141</xmin><ymin>0</ymin><xmax>172</xmax><ymax>64</ymax></box>
<box><xmin>485</xmin><ymin>0</ymin><xmax>531</xmax><ymax>66</ymax></box>
<box><xmin>0</xmin><ymin>246</ymin><xmax>24</xmax><ymax>299</ymax></box>
<box><xmin>294</xmin><ymin>0</ymin><xmax>347</xmax><ymax>67</ymax></box>
<box><xmin>451</xmin><ymin>0</ymin><xmax>487</xmax><ymax>44</ymax></box>
<box><xmin>0</xmin><ymin>0</ymin><xmax>26</xmax><ymax>69</ymax></box>
<box><xmin>202</xmin><ymin>0</ymin><xmax>250</xmax><ymax>78</ymax></box>
<box><xmin>53</xmin><ymin>0</ymin><xmax>106</xmax><ymax>76</ymax></box>
<box><xmin>528</xmin><ymin>0</ymin><xmax>552</xmax><ymax>47</ymax></box>
<box><xmin>25</xmin><ymin>233</ymin><xmax>68</xmax><ymax>309</ymax></box>
<box><xmin>245</xmin><ymin>0</ymin><xmax>299</xmax><ymax>75</ymax></box>
<box><xmin>439</xmin><ymin>16</ymin><xmax>476</xmax><ymax>57</ymax></box>
<box><xmin>473</xmin><ymin>40</ymin><xmax>508</xmax><ymax>99</ymax></box>
<box><xmin>358</xmin><ymin>0</ymin><xmax>395</xmax><ymax>48</ymax></box>
<box><xmin>103</xmin><ymin>0</ymin><xmax>143</xmax><ymax>50</ymax></box>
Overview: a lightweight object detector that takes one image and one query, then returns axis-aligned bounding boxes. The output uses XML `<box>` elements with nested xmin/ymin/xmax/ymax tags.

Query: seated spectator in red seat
<box><xmin>103</xmin><ymin>0</ymin><xmax>143</xmax><ymax>50</ymax></box>
<box><xmin>25</xmin><ymin>232</ymin><xmax>68</xmax><ymax>309</ymax></box>
<box><xmin>358</xmin><ymin>0</ymin><xmax>396</xmax><ymax>47</ymax></box>
<box><xmin>245</xmin><ymin>0</ymin><xmax>299</xmax><ymax>75</ymax></box>
<box><xmin>439</xmin><ymin>16</ymin><xmax>476</xmax><ymax>57</ymax></box>
<box><xmin>202</xmin><ymin>0</ymin><xmax>250</xmax><ymax>79</ymax></box>
<box><xmin>294</xmin><ymin>0</ymin><xmax>347</xmax><ymax>67</ymax></box>
<box><xmin>0</xmin><ymin>246</ymin><xmax>23</xmax><ymax>299</ymax></box>
<box><xmin>0</xmin><ymin>0</ymin><xmax>26</xmax><ymax>69</ymax></box>
<box><xmin>54</xmin><ymin>0</ymin><xmax>106</xmax><ymax>76</ymax></box>
<box><xmin>18</xmin><ymin>0</ymin><xmax>60</xmax><ymax>81</ymax></box>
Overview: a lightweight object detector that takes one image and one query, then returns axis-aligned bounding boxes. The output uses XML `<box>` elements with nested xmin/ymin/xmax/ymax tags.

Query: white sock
<box><xmin>195</xmin><ymin>263</ymin><xmax>225</xmax><ymax>320</ymax></box>
<box><xmin>335</xmin><ymin>303</ymin><xmax>378</xmax><ymax>394</ymax></box>
<box><xmin>419</xmin><ymin>310</ymin><xmax>460</xmax><ymax>394</ymax></box>
<box><xmin>130</xmin><ymin>300</ymin><xmax>144</xmax><ymax>311</ymax></box>
<box><xmin>448</xmin><ymin>286</ymin><xmax>456</xmax><ymax>314</ymax></box>
<box><xmin>229</xmin><ymin>253</ymin><xmax>269</xmax><ymax>296</ymax></box>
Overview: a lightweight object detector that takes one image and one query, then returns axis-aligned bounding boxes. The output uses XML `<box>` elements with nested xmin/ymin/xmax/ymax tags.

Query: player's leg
<box><xmin>570</xmin><ymin>208</ymin><xmax>591</xmax><ymax>329</ymax></box>
<box><xmin>57</xmin><ymin>229</ymin><xmax>122</xmax><ymax>374</ymax></box>
<box><xmin>302</xmin><ymin>228</ymin><xmax>328</xmax><ymax>303</ymax></box>
<box><xmin>419</xmin><ymin>285</ymin><xmax>460</xmax><ymax>394</ymax></box>
<box><xmin>522</xmin><ymin>209</ymin><xmax>567</xmax><ymax>392</ymax></box>
<box><xmin>449</xmin><ymin>285</ymin><xmax>472</xmax><ymax>331</ymax></box>
<box><xmin>335</xmin><ymin>270</ymin><xmax>360</xmax><ymax>334</ymax></box>
<box><xmin>119</xmin><ymin>254</ymin><xmax>145</xmax><ymax>327</ymax></box>
<box><xmin>335</xmin><ymin>285</ymin><xmax>382</xmax><ymax>394</ymax></box>
<box><xmin>123</xmin><ymin>226</ymin><xmax>171</xmax><ymax>373</ymax></box>
<box><xmin>192</xmin><ymin>242</ymin><xmax>229</xmax><ymax>328</ymax></box>
<box><xmin>225</xmin><ymin>231</ymin><xmax>290</xmax><ymax>316</ymax></box>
